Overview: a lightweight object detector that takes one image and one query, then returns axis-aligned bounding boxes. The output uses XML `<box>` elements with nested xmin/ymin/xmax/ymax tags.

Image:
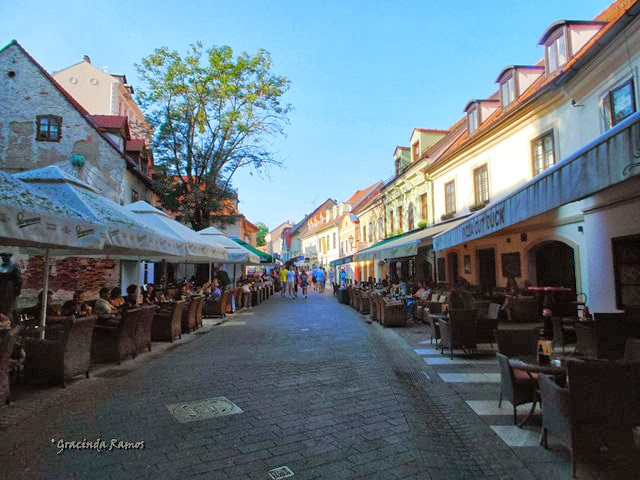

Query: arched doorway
<box><xmin>531</xmin><ymin>241</ymin><xmax>576</xmax><ymax>291</ymax></box>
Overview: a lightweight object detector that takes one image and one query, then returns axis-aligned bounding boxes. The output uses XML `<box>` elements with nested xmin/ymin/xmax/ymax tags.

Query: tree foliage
<box><xmin>136</xmin><ymin>43</ymin><xmax>291</xmax><ymax>230</ymax></box>
<box><xmin>255</xmin><ymin>222</ymin><xmax>269</xmax><ymax>247</ymax></box>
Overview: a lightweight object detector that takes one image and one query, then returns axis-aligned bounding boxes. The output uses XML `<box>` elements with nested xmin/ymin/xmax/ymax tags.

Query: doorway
<box><xmin>478</xmin><ymin>248</ymin><xmax>496</xmax><ymax>295</ymax></box>
<box><xmin>447</xmin><ymin>252</ymin><xmax>459</xmax><ymax>287</ymax></box>
<box><xmin>533</xmin><ymin>241</ymin><xmax>576</xmax><ymax>291</ymax></box>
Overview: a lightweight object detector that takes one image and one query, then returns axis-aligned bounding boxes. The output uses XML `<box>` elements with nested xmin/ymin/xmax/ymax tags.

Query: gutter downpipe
<box><xmin>426</xmin><ymin>175</ymin><xmax>437</xmax><ymax>284</ymax></box>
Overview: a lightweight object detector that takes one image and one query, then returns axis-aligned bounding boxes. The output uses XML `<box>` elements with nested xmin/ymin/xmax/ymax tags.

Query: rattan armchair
<box><xmin>183</xmin><ymin>295</ymin><xmax>204</xmax><ymax>330</ymax></box>
<box><xmin>91</xmin><ymin>308</ymin><xmax>139</xmax><ymax>364</ymax></box>
<box><xmin>439</xmin><ymin>309</ymin><xmax>477</xmax><ymax>359</ymax></box>
<box><xmin>538</xmin><ymin>373</ymin><xmax>572</xmax><ymax>454</ymax></box>
<box><xmin>152</xmin><ymin>300</ymin><xmax>185</xmax><ymax>342</ymax></box>
<box><xmin>495</xmin><ymin>328</ymin><xmax>539</xmax><ymax>357</ymax></box>
<box><xmin>25</xmin><ymin>316</ymin><xmax>96</xmax><ymax>386</ymax></box>
<box><xmin>496</xmin><ymin>352</ymin><xmax>538</xmax><ymax>425</ymax></box>
<box><xmin>133</xmin><ymin>305</ymin><xmax>159</xmax><ymax>355</ymax></box>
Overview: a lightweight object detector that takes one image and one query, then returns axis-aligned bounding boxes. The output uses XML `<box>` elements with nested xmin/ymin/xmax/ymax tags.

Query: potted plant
<box><xmin>417</xmin><ymin>220</ymin><xmax>427</xmax><ymax>229</ymax></box>
<box><xmin>469</xmin><ymin>199</ymin><xmax>489</xmax><ymax>212</ymax></box>
<box><xmin>441</xmin><ymin>211</ymin><xmax>455</xmax><ymax>221</ymax></box>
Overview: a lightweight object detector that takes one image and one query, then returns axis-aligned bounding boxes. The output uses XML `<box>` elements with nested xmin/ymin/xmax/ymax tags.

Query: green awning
<box><xmin>329</xmin><ymin>255</ymin><xmax>353</xmax><ymax>267</ymax></box>
<box><xmin>231</xmin><ymin>238</ymin><xmax>273</xmax><ymax>263</ymax></box>
<box><xmin>353</xmin><ymin>219</ymin><xmax>464</xmax><ymax>262</ymax></box>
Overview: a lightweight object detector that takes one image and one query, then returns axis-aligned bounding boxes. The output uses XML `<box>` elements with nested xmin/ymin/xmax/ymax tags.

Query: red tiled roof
<box><xmin>425</xmin><ymin>0</ymin><xmax>638</xmax><ymax>173</ymax></box>
<box><xmin>413</xmin><ymin>128</ymin><xmax>448</xmax><ymax>134</ymax></box>
<box><xmin>91</xmin><ymin>115</ymin><xmax>127</xmax><ymax>130</ymax></box>
<box><xmin>345</xmin><ymin>181</ymin><xmax>382</xmax><ymax>206</ymax></box>
<box><xmin>126</xmin><ymin>139</ymin><xmax>146</xmax><ymax>152</ymax></box>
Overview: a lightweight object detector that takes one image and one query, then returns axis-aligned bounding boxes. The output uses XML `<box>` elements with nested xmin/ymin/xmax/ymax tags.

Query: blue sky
<box><xmin>1</xmin><ymin>0</ymin><xmax>609</xmax><ymax>230</ymax></box>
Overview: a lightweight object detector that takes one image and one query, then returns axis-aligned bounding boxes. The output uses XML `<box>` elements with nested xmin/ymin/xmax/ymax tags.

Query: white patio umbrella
<box><xmin>124</xmin><ymin>201</ymin><xmax>228</xmax><ymax>263</ymax></box>
<box><xmin>0</xmin><ymin>170</ymin><xmax>106</xmax><ymax>338</ymax></box>
<box><xmin>198</xmin><ymin>226</ymin><xmax>261</xmax><ymax>264</ymax></box>
<box><xmin>14</xmin><ymin>166</ymin><xmax>184</xmax><ymax>259</ymax></box>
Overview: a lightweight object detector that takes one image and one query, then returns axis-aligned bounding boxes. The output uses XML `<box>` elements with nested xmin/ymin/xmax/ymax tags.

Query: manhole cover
<box><xmin>267</xmin><ymin>466</ymin><xmax>294</xmax><ymax>479</ymax></box>
<box><xmin>94</xmin><ymin>369</ymin><xmax>133</xmax><ymax>378</ymax></box>
<box><xmin>167</xmin><ymin>397</ymin><xmax>243</xmax><ymax>423</ymax></box>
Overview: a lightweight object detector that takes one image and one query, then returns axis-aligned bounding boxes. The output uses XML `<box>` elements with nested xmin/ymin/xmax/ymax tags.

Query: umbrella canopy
<box><xmin>0</xmin><ymin>169</ymin><xmax>105</xmax><ymax>250</ymax></box>
<box><xmin>14</xmin><ymin>166</ymin><xmax>183</xmax><ymax>259</ymax></box>
<box><xmin>231</xmin><ymin>238</ymin><xmax>273</xmax><ymax>263</ymax></box>
<box><xmin>198</xmin><ymin>226</ymin><xmax>261</xmax><ymax>264</ymax></box>
<box><xmin>125</xmin><ymin>201</ymin><xmax>228</xmax><ymax>263</ymax></box>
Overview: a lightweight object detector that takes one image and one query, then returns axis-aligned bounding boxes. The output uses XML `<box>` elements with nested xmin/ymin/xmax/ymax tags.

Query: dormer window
<box><xmin>500</xmin><ymin>75</ymin><xmax>516</xmax><ymax>109</ymax></box>
<box><xmin>395</xmin><ymin>158</ymin><xmax>401</xmax><ymax>175</ymax></box>
<box><xmin>467</xmin><ymin>106</ymin><xmax>478</xmax><ymax>134</ymax></box>
<box><xmin>412</xmin><ymin>141</ymin><xmax>420</xmax><ymax>162</ymax></box>
<box><xmin>546</xmin><ymin>31</ymin><xmax>567</xmax><ymax>73</ymax></box>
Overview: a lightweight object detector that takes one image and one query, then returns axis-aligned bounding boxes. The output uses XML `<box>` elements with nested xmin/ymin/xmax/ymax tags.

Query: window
<box><xmin>389</xmin><ymin>211</ymin><xmax>394</xmax><ymax>235</ymax></box>
<box><xmin>362</xmin><ymin>226</ymin><xmax>366</xmax><ymax>244</ymax></box>
<box><xmin>408</xmin><ymin>203</ymin><xmax>415</xmax><ymax>230</ymax></box>
<box><xmin>368</xmin><ymin>222</ymin><xmax>373</xmax><ymax>242</ymax></box>
<box><xmin>445</xmin><ymin>181</ymin><xmax>456</xmax><ymax>215</ymax></box>
<box><xmin>377</xmin><ymin>217</ymin><xmax>383</xmax><ymax>239</ymax></box>
<box><xmin>612</xmin><ymin>234</ymin><xmax>640</xmax><ymax>309</ymax></box>
<box><xmin>500</xmin><ymin>75</ymin><xmax>516</xmax><ymax>108</ymax></box>
<box><xmin>36</xmin><ymin>115</ymin><xmax>62</xmax><ymax>142</ymax></box>
<box><xmin>131</xmin><ymin>189</ymin><xmax>139</xmax><ymax>203</ymax></box>
<box><xmin>531</xmin><ymin>130</ymin><xmax>555</xmax><ymax>176</ymax></box>
<box><xmin>603</xmin><ymin>78</ymin><xmax>636</xmax><ymax>128</ymax></box>
<box><xmin>473</xmin><ymin>165</ymin><xmax>489</xmax><ymax>204</ymax></box>
<box><xmin>397</xmin><ymin>206</ymin><xmax>403</xmax><ymax>232</ymax></box>
<box><xmin>467</xmin><ymin>107</ymin><xmax>478</xmax><ymax>134</ymax></box>
<box><xmin>546</xmin><ymin>32</ymin><xmax>567</xmax><ymax>73</ymax></box>
<box><xmin>420</xmin><ymin>193</ymin><xmax>428</xmax><ymax>222</ymax></box>
<box><xmin>395</xmin><ymin>158</ymin><xmax>401</xmax><ymax>175</ymax></box>
<box><xmin>412</xmin><ymin>141</ymin><xmax>420</xmax><ymax>162</ymax></box>
<box><xmin>332</xmin><ymin>232</ymin><xmax>336</xmax><ymax>249</ymax></box>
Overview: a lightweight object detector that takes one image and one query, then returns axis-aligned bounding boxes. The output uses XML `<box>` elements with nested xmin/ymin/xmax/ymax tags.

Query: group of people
<box><xmin>275</xmin><ymin>265</ymin><xmax>334</xmax><ymax>299</ymax></box>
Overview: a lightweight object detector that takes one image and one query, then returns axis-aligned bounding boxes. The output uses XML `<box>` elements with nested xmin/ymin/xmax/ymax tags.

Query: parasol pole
<box><xmin>208</xmin><ymin>262</ymin><xmax>212</xmax><ymax>283</ymax></box>
<box><xmin>39</xmin><ymin>248</ymin><xmax>50</xmax><ymax>340</ymax></box>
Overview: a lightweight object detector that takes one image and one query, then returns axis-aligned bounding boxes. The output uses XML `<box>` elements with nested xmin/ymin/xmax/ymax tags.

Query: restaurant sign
<box><xmin>460</xmin><ymin>205</ymin><xmax>506</xmax><ymax>240</ymax></box>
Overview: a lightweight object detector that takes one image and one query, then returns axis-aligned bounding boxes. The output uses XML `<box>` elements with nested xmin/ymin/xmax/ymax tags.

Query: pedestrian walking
<box><xmin>301</xmin><ymin>269</ymin><xmax>309</xmax><ymax>298</ymax></box>
<box><xmin>329</xmin><ymin>269</ymin><xmax>335</xmax><ymax>288</ymax></box>
<box><xmin>293</xmin><ymin>267</ymin><xmax>299</xmax><ymax>298</ymax></box>
<box><xmin>286</xmin><ymin>267</ymin><xmax>296</xmax><ymax>298</ymax></box>
<box><xmin>279</xmin><ymin>267</ymin><xmax>288</xmax><ymax>296</ymax></box>
<box><xmin>316</xmin><ymin>268</ymin><xmax>326</xmax><ymax>293</ymax></box>
<box><xmin>311</xmin><ymin>265</ymin><xmax>318</xmax><ymax>291</ymax></box>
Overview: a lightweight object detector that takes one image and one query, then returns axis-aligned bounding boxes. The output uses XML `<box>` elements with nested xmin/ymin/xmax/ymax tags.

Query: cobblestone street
<box><xmin>1</xmin><ymin>290</ymin><xmax>570</xmax><ymax>480</ymax></box>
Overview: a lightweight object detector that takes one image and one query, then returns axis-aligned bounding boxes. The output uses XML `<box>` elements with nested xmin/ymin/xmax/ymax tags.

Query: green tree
<box><xmin>255</xmin><ymin>222</ymin><xmax>269</xmax><ymax>247</ymax></box>
<box><xmin>137</xmin><ymin>43</ymin><xmax>291</xmax><ymax>230</ymax></box>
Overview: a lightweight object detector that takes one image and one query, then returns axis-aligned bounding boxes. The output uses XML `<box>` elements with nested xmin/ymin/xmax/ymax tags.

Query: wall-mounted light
<box><xmin>506</xmin><ymin>237</ymin><xmax>511</xmax><ymax>243</ymax></box>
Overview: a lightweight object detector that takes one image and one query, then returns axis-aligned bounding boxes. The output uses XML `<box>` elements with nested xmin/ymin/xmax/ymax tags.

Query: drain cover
<box><xmin>167</xmin><ymin>397</ymin><xmax>243</xmax><ymax>423</ymax></box>
<box><xmin>267</xmin><ymin>466</ymin><xmax>294</xmax><ymax>479</ymax></box>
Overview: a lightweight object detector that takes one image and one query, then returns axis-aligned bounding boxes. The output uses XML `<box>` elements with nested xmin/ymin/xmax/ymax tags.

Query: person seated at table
<box><xmin>61</xmin><ymin>290</ymin><xmax>90</xmax><ymax>317</ymax></box>
<box><xmin>124</xmin><ymin>284</ymin><xmax>139</xmax><ymax>307</ymax></box>
<box><xmin>24</xmin><ymin>289</ymin><xmax>58</xmax><ymax>320</ymax></box>
<box><xmin>95</xmin><ymin>287</ymin><xmax>119</xmax><ymax>325</ymax></box>
<box><xmin>110</xmin><ymin>287</ymin><xmax>125</xmax><ymax>308</ymax></box>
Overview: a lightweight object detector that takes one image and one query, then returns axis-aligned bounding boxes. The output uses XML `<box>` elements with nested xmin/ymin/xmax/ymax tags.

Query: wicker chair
<box><xmin>538</xmin><ymin>373</ymin><xmax>572</xmax><ymax>453</ymax></box>
<box><xmin>509</xmin><ymin>296</ymin><xmax>539</xmax><ymax>322</ymax></box>
<box><xmin>425</xmin><ymin>312</ymin><xmax>442</xmax><ymax>345</ymax></box>
<box><xmin>195</xmin><ymin>295</ymin><xmax>204</xmax><ymax>327</ymax></box>
<box><xmin>551</xmin><ymin>316</ymin><xmax>576</xmax><ymax>353</ymax></box>
<box><xmin>439</xmin><ymin>309</ymin><xmax>477</xmax><ymax>359</ymax></box>
<box><xmin>359</xmin><ymin>292</ymin><xmax>371</xmax><ymax>315</ymax></box>
<box><xmin>1</xmin><ymin>326</ymin><xmax>21</xmax><ymax>404</ymax></box>
<box><xmin>91</xmin><ymin>308</ymin><xmax>139</xmax><ymax>364</ymax></box>
<box><xmin>182</xmin><ymin>296</ymin><xmax>203</xmax><ymax>331</ymax></box>
<box><xmin>133</xmin><ymin>305</ymin><xmax>159</xmax><ymax>355</ymax></box>
<box><xmin>24</xmin><ymin>316</ymin><xmax>96</xmax><ymax>386</ymax></box>
<box><xmin>567</xmin><ymin>360</ymin><xmax>640</xmax><ymax>477</ymax></box>
<box><xmin>378</xmin><ymin>301</ymin><xmax>404</xmax><ymax>327</ymax></box>
<box><xmin>152</xmin><ymin>300</ymin><xmax>185</xmax><ymax>342</ymax></box>
<box><xmin>203</xmin><ymin>291</ymin><xmax>228</xmax><ymax>319</ymax></box>
<box><xmin>496</xmin><ymin>352</ymin><xmax>538</xmax><ymax>425</ymax></box>
<box><xmin>495</xmin><ymin>328</ymin><xmax>539</xmax><ymax>357</ymax></box>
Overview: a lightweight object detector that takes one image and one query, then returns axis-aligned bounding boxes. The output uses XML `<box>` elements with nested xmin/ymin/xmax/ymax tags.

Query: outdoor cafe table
<box><xmin>509</xmin><ymin>354</ymin><xmax>568</xmax><ymax>427</ymax></box>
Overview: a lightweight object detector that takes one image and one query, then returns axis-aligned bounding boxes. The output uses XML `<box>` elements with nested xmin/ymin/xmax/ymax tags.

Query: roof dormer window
<box><xmin>412</xmin><ymin>141</ymin><xmax>420</xmax><ymax>162</ymax></box>
<box><xmin>500</xmin><ymin>75</ymin><xmax>516</xmax><ymax>109</ymax></box>
<box><xmin>546</xmin><ymin>31</ymin><xmax>567</xmax><ymax>73</ymax></box>
<box><xmin>467</xmin><ymin>106</ymin><xmax>478</xmax><ymax>134</ymax></box>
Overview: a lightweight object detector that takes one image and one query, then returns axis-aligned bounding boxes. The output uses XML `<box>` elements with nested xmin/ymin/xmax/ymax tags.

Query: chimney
<box><xmin>83</xmin><ymin>55</ymin><xmax>91</xmax><ymax>63</ymax></box>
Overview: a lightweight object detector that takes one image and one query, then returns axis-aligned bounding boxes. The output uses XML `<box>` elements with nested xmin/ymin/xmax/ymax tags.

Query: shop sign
<box><xmin>460</xmin><ymin>205</ymin><xmax>506</xmax><ymax>240</ymax></box>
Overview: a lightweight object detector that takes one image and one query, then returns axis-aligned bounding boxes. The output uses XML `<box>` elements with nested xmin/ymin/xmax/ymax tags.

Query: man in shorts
<box><xmin>286</xmin><ymin>267</ymin><xmax>296</xmax><ymax>298</ymax></box>
<box><xmin>316</xmin><ymin>268</ymin><xmax>326</xmax><ymax>293</ymax></box>
<box><xmin>279</xmin><ymin>267</ymin><xmax>288</xmax><ymax>296</ymax></box>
